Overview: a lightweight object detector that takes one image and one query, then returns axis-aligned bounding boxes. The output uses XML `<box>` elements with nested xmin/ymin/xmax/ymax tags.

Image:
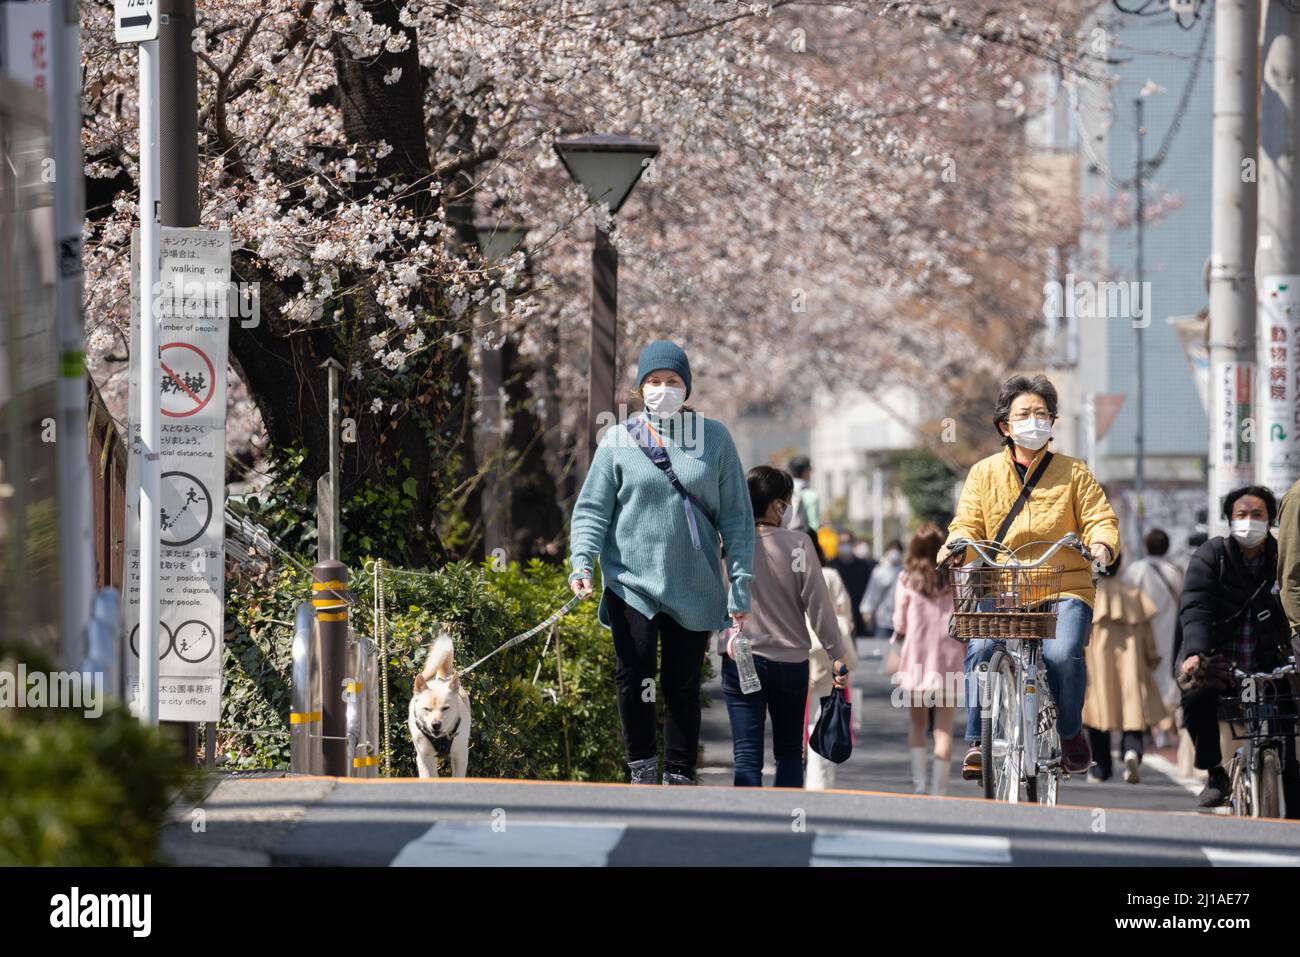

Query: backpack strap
<box><xmin>993</xmin><ymin>451</ymin><xmax>1054</xmax><ymax>546</ymax></box>
<box><xmin>626</xmin><ymin>417</ymin><xmax>704</xmax><ymax>550</ymax></box>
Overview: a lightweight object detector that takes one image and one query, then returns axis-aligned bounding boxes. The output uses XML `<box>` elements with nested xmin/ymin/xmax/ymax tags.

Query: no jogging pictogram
<box><xmin>160</xmin><ymin>341</ymin><xmax>217</xmax><ymax>417</ymax></box>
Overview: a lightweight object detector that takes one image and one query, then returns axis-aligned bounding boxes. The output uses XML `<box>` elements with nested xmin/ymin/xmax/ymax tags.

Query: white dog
<box><xmin>408</xmin><ymin>634</ymin><xmax>472</xmax><ymax>778</ymax></box>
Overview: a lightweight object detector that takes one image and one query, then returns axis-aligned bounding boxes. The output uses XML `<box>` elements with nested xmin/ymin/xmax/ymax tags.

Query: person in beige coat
<box><xmin>1082</xmin><ymin>558</ymin><xmax>1169</xmax><ymax>784</ymax></box>
<box><xmin>804</xmin><ymin>531</ymin><xmax>859</xmax><ymax>790</ymax></box>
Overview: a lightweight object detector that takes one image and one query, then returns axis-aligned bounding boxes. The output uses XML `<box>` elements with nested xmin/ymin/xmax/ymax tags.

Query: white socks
<box><xmin>910</xmin><ymin>747</ymin><xmax>928</xmax><ymax>793</ymax></box>
<box><xmin>930</xmin><ymin>757</ymin><xmax>951</xmax><ymax>796</ymax></box>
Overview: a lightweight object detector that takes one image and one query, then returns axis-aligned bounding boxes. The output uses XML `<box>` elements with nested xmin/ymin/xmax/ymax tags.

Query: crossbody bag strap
<box><xmin>626</xmin><ymin>418</ymin><xmax>707</xmax><ymax>550</ymax></box>
<box><xmin>1216</xmin><ymin>572</ymin><xmax>1271</xmax><ymax>629</ymax></box>
<box><xmin>992</xmin><ymin>451</ymin><xmax>1053</xmax><ymax>546</ymax></box>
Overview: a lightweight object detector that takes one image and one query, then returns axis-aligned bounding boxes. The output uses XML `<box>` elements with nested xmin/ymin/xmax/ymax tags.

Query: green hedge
<box><xmin>223</xmin><ymin>558</ymin><xmax>628</xmax><ymax>780</ymax></box>
<box><xmin>0</xmin><ymin>645</ymin><xmax>199</xmax><ymax>865</ymax></box>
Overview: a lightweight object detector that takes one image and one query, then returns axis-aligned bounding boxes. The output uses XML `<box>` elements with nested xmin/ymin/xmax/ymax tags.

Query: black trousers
<box><xmin>605</xmin><ymin>588</ymin><xmax>711</xmax><ymax>776</ymax></box>
<box><xmin>1086</xmin><ymin>727</ymin><xmax>1144</xmax><ymax>778</ymax></box>
<box><xmin>1182</xmin><ymin>686</ymin><xmax>1228</xmax><ymax>771</ymax></box>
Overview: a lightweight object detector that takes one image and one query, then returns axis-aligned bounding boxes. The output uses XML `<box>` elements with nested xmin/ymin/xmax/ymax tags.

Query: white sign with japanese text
<box><xmin>126</xmin><ymin>227</ymin><xmax>230</xmax><ymax>722</ymax></box>
<box><xmin>1259</xmin><ymin>275</ymin><xmax>1300</xmax><ymax>498</ymax></box>
<box><xmin>0</xmin><ymin>2</ymin><xmax>52</xmax><ymax>91</ymax></box>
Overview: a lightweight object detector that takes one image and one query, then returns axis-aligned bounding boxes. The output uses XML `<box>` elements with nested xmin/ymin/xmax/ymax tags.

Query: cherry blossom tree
<box><xmin>79</xmin><ymin>0</ymin><xmax>1096</xmax><ymax>561</ymax></box>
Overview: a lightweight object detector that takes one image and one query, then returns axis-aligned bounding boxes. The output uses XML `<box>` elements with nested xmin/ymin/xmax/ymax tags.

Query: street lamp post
<box><xmin>473</xmin><ymin>218</ymin><xmax>529</xmax><ymax>559</ymax></box>
<box><xmin>554</xmin><ymin>133</ymin><xmax>660</xmax><ymax>469</ymax></box>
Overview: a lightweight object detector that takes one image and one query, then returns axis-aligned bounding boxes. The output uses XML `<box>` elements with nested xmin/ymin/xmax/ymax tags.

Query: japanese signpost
<box><xmin>125</xmin><ymin>228</ymin><xmax>230</xmax><ymax>722</ymax></box>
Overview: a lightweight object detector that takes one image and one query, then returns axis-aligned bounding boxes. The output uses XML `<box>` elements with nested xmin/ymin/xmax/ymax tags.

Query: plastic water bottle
<box><xmin>729</xmin><ymin>625</ymin><xmax>761</xmax><ymax>694</ymax></box>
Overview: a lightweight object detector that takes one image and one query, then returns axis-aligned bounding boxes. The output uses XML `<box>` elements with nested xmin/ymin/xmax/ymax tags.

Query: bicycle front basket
<box><xmin>949</xmin><ymin>562</ymin><xmax>1065</xmax><ymax>640</ymax></box>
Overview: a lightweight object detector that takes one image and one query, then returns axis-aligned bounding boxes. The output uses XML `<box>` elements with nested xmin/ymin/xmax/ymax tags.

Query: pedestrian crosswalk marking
<box><xmin>1202</xmin><ymin>846</ymin><xmax>1300</xmax><ymax>867</ymax></box>
<box><xmin>389</xmin><ymin>821</ymin><xmax>627</xmax><ymax>867</ymax></box>
<box><xmin>811</xmin><ymin>829</ymin><xmax>1012</xmax><ymax>866</ymax></box>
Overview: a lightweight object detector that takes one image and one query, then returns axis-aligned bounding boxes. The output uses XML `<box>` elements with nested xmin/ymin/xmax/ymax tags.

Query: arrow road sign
<box><xmin>114</xmin><ymin>0</ymin><xmax>159</xmax><ymax>43</ymax></box>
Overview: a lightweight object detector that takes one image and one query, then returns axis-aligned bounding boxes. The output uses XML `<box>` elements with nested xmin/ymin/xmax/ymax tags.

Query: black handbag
<box><xmin>810</xmin><ymin>686</ymin><xmax>853</xmax><ymax>764</ymax></box>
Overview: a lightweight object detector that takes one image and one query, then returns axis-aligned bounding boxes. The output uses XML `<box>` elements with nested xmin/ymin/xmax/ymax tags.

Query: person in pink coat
<box><xmin>891</xmin><ymin>523</ymin><xmax>963</xmax><ymax>795</ymax></box>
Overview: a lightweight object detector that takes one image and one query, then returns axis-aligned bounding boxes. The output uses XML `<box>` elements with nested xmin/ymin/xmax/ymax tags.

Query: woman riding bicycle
<box><xmin>937</xmin><ymin>374</ymin><xmax>1120</xmax><ymax>782</ymax></box>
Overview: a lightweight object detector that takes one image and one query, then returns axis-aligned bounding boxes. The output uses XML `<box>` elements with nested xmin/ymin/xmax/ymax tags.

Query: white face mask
<box><xmin>852</xmin><ymin>544</ymin><xmax>870</xmax><ymax>560</ymax></box>
<box><xmin>1231</xmin><ymin>518</ymin><xmax>1269</xmax><ymax>548</ymax></box>
<box><xmin>642</xmin><ymin>384</ymin><xmax>685</xmax><ymax>417</ymax></box>
<box><xmin>1009</xmin><ymin>416</ymin><xmax>1053</xmax><ymax>451</ymax></box>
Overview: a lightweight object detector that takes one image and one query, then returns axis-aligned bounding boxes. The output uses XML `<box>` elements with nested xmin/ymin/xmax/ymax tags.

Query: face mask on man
<box><xmin>852</xmin><ymin>543</ymin><xmax>870</xmax><ymax>560</ymax></box>
<box><xmin>643</xmin><ymin>384</ymin><xmax>685</xmax><ymax>417</ymax></box>
<box><xmin>836</xmin><ymin>544</ymin><xmax>853</xmax><ymax>561</ymax></box>
<box><xmin>1230</xmin><ymin>518</ymin><xmax>1269</xmax><ymax>548</ymax></box>
<box><xmin>1009</xmin><ymin>416</ymin><xmax>1053</xmax><ymax>451</ymax></box>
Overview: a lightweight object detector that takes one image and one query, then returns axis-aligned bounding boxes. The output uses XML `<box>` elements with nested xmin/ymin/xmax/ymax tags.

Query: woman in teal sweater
<box><xmin>569</xmin><ymin>340</ymin><xmax>755</xmax><ymax>785</ymax></box>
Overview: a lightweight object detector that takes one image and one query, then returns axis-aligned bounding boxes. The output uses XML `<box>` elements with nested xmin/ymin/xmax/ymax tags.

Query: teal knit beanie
<box><xmin>636</xmin><ymin>340</ymin><xmax>692</xmax><ymax>398</ymax></box>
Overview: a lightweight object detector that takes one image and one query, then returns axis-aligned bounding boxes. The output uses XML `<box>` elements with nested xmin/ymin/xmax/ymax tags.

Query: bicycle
<box><xmin>941</xmin><ymin>532</ymin><xmax>1096</xmax><ymax>805</ymax></box>
<box><xmin>1220</xmin><ymin>658</ymin><xmax>1298</xmax><ymax>819</ymax></box>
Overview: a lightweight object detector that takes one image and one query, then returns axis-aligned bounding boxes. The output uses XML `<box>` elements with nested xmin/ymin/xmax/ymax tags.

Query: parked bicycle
<box><xmin>1221</xmin><ymin>658</ymin><xmax>1298</xmax><ymax>819</ymax></box>
<box><xmin>941</xmin><ymin>532</ymin><xmax>1096</xmax><ymax>804</ymax></box>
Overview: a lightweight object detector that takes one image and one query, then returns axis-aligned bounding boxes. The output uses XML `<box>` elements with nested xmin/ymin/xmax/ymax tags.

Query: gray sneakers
<box><xmin>662</xmin><ymin>770</ymin><xmax>694</xmax><ymax>786</ymax></box>
<box><xmin>628</xmin><ymin>756</ymin><xmax>658</xmax><ymax>785</ymax></box>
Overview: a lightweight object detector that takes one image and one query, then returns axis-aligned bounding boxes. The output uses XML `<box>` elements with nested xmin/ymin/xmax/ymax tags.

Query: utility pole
<box><xmin>50</xmin><ymin>0</ymin><xmax>96</xmax><ymax>670</ymax></box>
<box><xmin>1258</xmin><ymin>0</ymin><xmax>1300</xmax><ymax>500</ymax></box>
<box><xmin>159</xmin><ymin>0</ymin><xmax>198</xmax><ymax>225</ymax></box>
<box><xmin>1133</xmin><ymin>96</ymin><xmax>1147</xmax><ymax>542</ymax></box>
<box><xmin>160</xmin><ymin>0</ymin><xmax>200</xmax><ymax>757</ymax></box>
<box><xmin>1209</xmin><ymin>0</ymin><xmax>1260</xmax><ymax>537</ymax></box>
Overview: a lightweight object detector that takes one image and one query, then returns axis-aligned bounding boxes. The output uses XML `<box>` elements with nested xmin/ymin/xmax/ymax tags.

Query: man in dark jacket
<box><xmin>1177</xmin><ymin>485</ymin><xmax>1298</xmax><ymax>814</ymax></box>
<box><xmin>830</xmin><ymin>533</ymin><xmax>874</xmax><ymax>638</ymax></box>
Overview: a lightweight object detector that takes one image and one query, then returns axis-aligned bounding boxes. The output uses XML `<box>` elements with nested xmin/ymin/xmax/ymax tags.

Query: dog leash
<box><xmin>458</xmin><ymin>593</ymin><xmax>585</xmax><ymax>677</ymax></box>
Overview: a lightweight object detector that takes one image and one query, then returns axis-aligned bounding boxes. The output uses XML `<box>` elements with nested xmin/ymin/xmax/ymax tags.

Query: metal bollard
<box><xmin>344</xmin><ymin>627</ymin><xmax>380</xmax><ymax>778</ymax></box>
<box><xmin>290</xmin><ymin>601</ymin><xmax>322</xmax><ymax>774</ymax></box>
<box><xmin>312</xmin><ymin>560</ymin><xmax>350</xmax><ymax>776</ymax></box>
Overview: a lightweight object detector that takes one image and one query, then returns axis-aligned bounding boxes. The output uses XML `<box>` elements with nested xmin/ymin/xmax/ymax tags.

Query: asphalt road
<box><xmin>160</xmin><ymin>638</ymin><xmax>1300</xmax><ymax>866</ymax></box>
<box><xmin>163</xmin><ymin>773</ymin><xmax>1300</xmax><ymax>867</ymax></box>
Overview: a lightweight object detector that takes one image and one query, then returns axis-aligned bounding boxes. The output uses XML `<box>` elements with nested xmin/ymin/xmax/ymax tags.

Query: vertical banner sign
<box><xmin>1211</xmin><ymin>361</ymin><xmax>1255</xmax><ymax>518</ymax></box>
<box><xmin>126</xmin><ymin>228</ymin><xmax>230</xmax><ymax>721</ymax></box>
<box><xmin>1259</xmin><ymin>275</ymin><xmax>1300</xmax><ymax>497</ymax></box>
<box><xmin>0</xmin><ymin>2</ymin><xmax>53</xmax><ymax>91</ymax></box>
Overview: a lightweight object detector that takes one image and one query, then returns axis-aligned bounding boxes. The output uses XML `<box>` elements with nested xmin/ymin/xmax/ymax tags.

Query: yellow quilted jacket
<box><xmin>945</xmin><ymin>445</ymin><xmax>1121</xmax><ymax>607</ymax></box>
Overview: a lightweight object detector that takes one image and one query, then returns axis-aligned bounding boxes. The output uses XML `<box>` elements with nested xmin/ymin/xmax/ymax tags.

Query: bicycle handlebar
<box><xmin>1231</xmin><ymin>659</ymin><xmax>1298</xmax><ymax>682</ymax></box>
<box><xmin>942</xmin><ymin>532</ymin><xmax>1092</xmax><ymax>570</ymax></box>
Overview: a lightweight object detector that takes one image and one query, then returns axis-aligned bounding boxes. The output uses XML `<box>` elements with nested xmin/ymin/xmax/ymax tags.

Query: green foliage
<box><xmin>223</xmin><ymin>557</ymin><xmax>627</xmax><ymax>781</ymax></box>
<box><xmin>885</xmin><ymin>448</ymin><xmax>957</xmax><ymax>529</ymax></box>
<box><xmin>234</xmin><ymin>443</ymin><xmax>438</xmax><ymax>569</ymax></box>
<box><xmin>0</xmin><ymin>644</ymin><xmax>200</xmax><ymax>865</ymax></box>
<box><xmin>221</xmin><ymin>562</ymin><xmax>301</xmax><ymax>769</ymax></box>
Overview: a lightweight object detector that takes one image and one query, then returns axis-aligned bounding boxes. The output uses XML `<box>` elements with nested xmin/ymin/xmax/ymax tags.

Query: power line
<box><xmin>1112</xmin><ymin>0</ymin><xmax>1209</xmax><ymax>30</ymax></box>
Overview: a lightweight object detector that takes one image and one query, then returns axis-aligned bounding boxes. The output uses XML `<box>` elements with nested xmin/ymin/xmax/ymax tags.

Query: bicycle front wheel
<box><xmin>1254</xmin><ymin>747</ymin><xmax>1282</xmax><ymax>819</ymax></box>
<box><xmin>1228</xmin><ymin>751</ymin><xmax>1249</xmax><ymax>817</ymax></box>
<box><xmin>1027</xmin><ymin>688</ymin><xmax>1060</xmax><ymax>806</ymax></box>
<box><xmin>981</xmin><ymin>649</ymin><xmax>1020</xmax><ymax>802</ymax></box>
